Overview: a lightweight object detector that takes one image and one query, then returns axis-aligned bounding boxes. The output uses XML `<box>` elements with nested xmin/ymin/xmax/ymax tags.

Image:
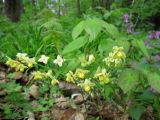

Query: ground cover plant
<box><xmin>0</xmin><ymin>0</ymin><xmax>160</xmax><ymax>120</ymax></box>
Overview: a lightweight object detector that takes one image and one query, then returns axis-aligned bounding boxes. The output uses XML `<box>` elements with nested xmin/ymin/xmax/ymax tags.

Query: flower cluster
<box><xmin>65</xmin><ymin>68</ymin><xmax>94</xmax><ymax>94</ymax></box>
<box><xmin>94</xmin><ymin>67</ymin><xmax>110</xmax><ymax>84</ymax></box>
<box><xmin>103</xmin><ymin>46</ymin><xmax>126</xmax><ymax>67</ymax></box>
<box><xmin>65</xmin><ymin>69</ymin><xmax>89</xmax><ymax>83</ymax></box>
<box><xmin>122</xmin><ymin>13</ymin><xmax>132</xmax><ymax>33</ymax></box>
<box><xmin>16</xmin><ymin>53</ymin><xmax>36</xmax><ymax>68</ymax></box>
<box><xmin>31</xmin><ymin>70</ymin><xmax>58</xmax><ymax>85</ymax></box>
<box><xmin>6</xmin><ymin>53</ymin><xmax>65</xmax><ymax>87</ymax></box>
<box><xmin>78</xmin><ymin>79</ymin><xmax>94</xmax><ymax>94</ymax></box>
<box><xmin>6</xmin><ymin>58</ymin><xmax>27</xmax><ymax>72</ymax></box>
<box><xmin>64</xmin><ymin>46</ymin><xmax>126</xmax><ymax>95</ymax></box>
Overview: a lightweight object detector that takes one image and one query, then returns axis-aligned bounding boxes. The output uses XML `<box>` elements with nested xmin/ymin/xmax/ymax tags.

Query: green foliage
<box><xmin>118</xmin><ymin>69</ymin><xmax>139</xmax><ymax>93</ymax></box>
<box><xmin>62</xmin><ymin>36</ymin><xmax>88</xmax><ymax>54</ymax></box>
<box><xmin>0</xmin><ymin>81</ymin><xmax>30</xmax><ymax>119</ymax></box>
<box><xmin>0</xmin><ymin>0</ymin><xmax>160</xmax><ymax>119</ymax></box>
<box><xmin>129</xmin><ymin>105</ymin><xmax>145</xmax><ymax>120</ymax></box>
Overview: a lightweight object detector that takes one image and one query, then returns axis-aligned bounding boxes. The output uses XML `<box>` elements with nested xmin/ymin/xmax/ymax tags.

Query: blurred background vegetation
<box><xmin>0</xmin><ymin>0</ymin><xmax>160</xmax><ymax>59</ymax></box>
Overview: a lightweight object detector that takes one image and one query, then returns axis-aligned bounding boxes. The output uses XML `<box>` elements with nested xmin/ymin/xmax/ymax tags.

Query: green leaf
<box><xmin>84</xmin><ymin>19</ymin><xmax>102</xmax><ymax>41</ymax></box>
<box><xmin>62</xmin><ymin>36</ymin><xmax>88</xmax><ymax>54</ymax></box>
<box><xmin>118</xmin><ymin>69</ymin><xmax>139</xmax><ymax>93</ymax></box>
<box><xmin>134</xmin><ymin>40</ymin><xmax>149</xmax><ymax>57</ymax></box>
<box><xmin>98</xmin><ymin>38</ymin><xmax>115</xmax><ymax>55</ymax></box>
<box><xmin>66</xmin><ymin>58</ymin><xmax>80</xmax><ymax>71</ymax></box>
<box><xmin>72</xmin><ymin>21</ymin><xmax>85</xmax><ymax>40</ymax></box>
<box><xmin>116</xmin><ymin>40</ymin><xmax>130</xmax><ymax>53</ymax></box>
<box><xmin>147</xmin><ymin>72</ymin><xmax>160</xmax><ymax>93</ymax></box>
<box><xmin>103</xmin><ymin>84</ymin><xmax>113</xmax><ymax>99</ymax></box>
<box><xmin>129</xmin><ymin>105</ymin><xmax>145</xmax><ymax>120</ymax></box>
<box><xmin>102</xmin><ymin>21</ymin><xmax>120</xmax><ymax>38</ymax></box>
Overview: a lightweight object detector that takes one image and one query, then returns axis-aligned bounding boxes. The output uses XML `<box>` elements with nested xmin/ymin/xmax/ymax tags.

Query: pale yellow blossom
<box><xmin>53</xmin><ymin>55</ymin><xmax>65</xmax><ymax>67</ymax></box>
<box><xmin>75</xmin><ymin>68</ymin><xmax>89</xmax><ymax>79</ymax></box>
<box><xmin>38</xmin><ymin>55</ymin><xmax>49</xmax><ymax>64</ymax></box>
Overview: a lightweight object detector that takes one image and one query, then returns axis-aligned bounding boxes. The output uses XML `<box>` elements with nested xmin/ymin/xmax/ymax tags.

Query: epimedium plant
<box><xmin>61</xmin><ymin>17</ymin><xmax>160</xmax><ymax>119</ymax></box>
<box><xmin>2</xmin><ymin>16</ymin><xmax>160</xmax><ymax>120</ymax></box>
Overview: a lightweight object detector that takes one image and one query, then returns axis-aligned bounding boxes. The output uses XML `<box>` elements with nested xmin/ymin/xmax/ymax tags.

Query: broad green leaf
<box><xmin>98</xmin><ymin>38</ymin><xmax>115</xmax><ymax>55</ymax></box>
<box><xmin>84</xmin><ymin>19</ymin><xmax>102</xmax><ymax>41</ymax></box>
<box><xmin>118</xmin><ymin>69</ymin><xmax>139</xmax><ymax>93</ymax></box>
<box><xmin>147</xmin><ymin>72</ymin><xmax>160</xmax><ymax>93</ymax></box>
<box><xmin>101</xmin><ymin>21</ymin><xmax>120</xmax><ymax>38</ymax></box>
<box><xmin>116</xmin><ymin>40</ymin><xmax>130</xmax><ymax>53</ymax></box>
<box><xmin>129</xmin><ymin>105</ymin><xmax>145</xmax><ymax>120</ymax></box>
<box><xmin>134</xmin><ymin>40</ymin><xmax>149</xmax><ymax>57</ymax></box>
<box><xmin>62</xmin><ymin>36</ymin><xmax>88</xmax><ymax>54</ymax></box>
<box><xmin>72</xmin><ymin>21</ymin><xmax>85</xmax><ymax>40</ymax></box>
<box><xmin>67</xmin><ymin>58</ymin><xmax>80</xmax><ymax>71</ymax></box>
<box><xmin>103</xmin><ymin>84</ymin><xmax>113</xmax><ymax>99</ymax></box>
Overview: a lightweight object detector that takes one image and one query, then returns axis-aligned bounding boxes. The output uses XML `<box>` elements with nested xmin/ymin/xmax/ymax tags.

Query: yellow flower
<box><xmin>51</xmin><ymin>79</ymin><xmax>57</xmax><ymax>86</ymax></box>
<box><xmin>45</xmin><ymin>70</ymin><xmax>52</xmax><ymax>77</ymax></box>
<box><xmin>6</xmin><ymin>58</ymin><xmax>27</xmax><ymax>72</ymax></box>
<box><xmin>88</xmin><ymin>54</ymin><xmax>95</xmax><ymax>64</ymax></box>
<box><xmin>38</xmin><ymin>55</ymin><xmax>49</xmax><ymax>64</ymax></box>
<box><xmin>84</xmin><ymin>86</ymin><xmax>91</xmax><ymax>92</ymax></box>
<box><xmin>31</xmin><ymin>71</ymin><xmax>44</xmax><ymax>80</ymax></box>
<box><xmin>16</xmin><ymin>53</ymin><xmax>28</xmax><ymax>61</ymax></box>
<box><xmin>53</xmin><ymin>55</ymin><xmax>65</xmax><ymax>67</ymax></box>
<box><xmin>94</xmin><ymin>67</ymin><xmax>110</xmax><ymax>84</ymax></box>
<box><xmin>16</xmin><ymin>64</ymin><xmax>27</xmax><ymax>72</ymax></box>
<box><xmin>75</xmin><ymin>68</ymin><xmax>89</xmax><ymax>79</ymax></box>
<box><xmin>103</xmin><ymin>46</ymin><xmax>126</xmax><ymax>67</ymax></box>
<box><xmin>18</xmin><ymin>56</ymin><xmax>36</xmax><ymax>68</ymax></box>
<box><xmin>66</xmin><ymin>71</ymin><xmax>75</xmax><ymax>83</ymax></box>
<box><xmin>115</xmin><ymin>51</ymin><xmax>125</xmax><ymax>59</ymax></box>
<box><xmin>78</xmin><ymin>79</ymin><xmax>94</xmax><ymax>93</ymax></box>
<box><xmin>26</xmin><ymin>57</ymin><xmax>36</xmax><ymax>68</ymax></box>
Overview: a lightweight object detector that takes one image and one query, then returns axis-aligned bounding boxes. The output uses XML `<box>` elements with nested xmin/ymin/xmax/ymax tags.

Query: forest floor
<box><xmin>0</xmin><ymin>62</ymin><xmax>154</xmax><ymax>120</ymax></box>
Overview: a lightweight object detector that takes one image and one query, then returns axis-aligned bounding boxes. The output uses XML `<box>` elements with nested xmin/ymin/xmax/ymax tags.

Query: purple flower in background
<box><xmin>127</xmin><ymin>24</ymin><xmax>132</xmax><ymax>33</ymax></box>
<box><xmin>123</xmin><ymin>13</ymin><xmax>129</xmax><ymax>23</ymax></box>
<box><xmin>150</xmin><ymin>87</ymin><xmax>157</xmax><ymax>94</ymax></box>
<box><xmin>154</xmin><ymin>31</ymin><xmax>160</xmax><ymax>39</ymax></box>
<box><xmin>144</xmin><ymin>40</ymin><xmax>150</xmax><ymax>46</ymax></box>
<box><xmin>149</xmin><ymin>32</ymin><xmax>154</xmax><ymax>39</ymax></box>
<box><xmin>149</xmin><ymin>31</ymin><xmax>160</xmax><ymax>39</ymax></box>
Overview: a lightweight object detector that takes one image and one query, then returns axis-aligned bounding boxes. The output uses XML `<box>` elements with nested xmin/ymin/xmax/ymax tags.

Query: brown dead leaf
<box><xmin>99</xmin><ymin>105</ymin><xmax>115</xmax><ymax>120</ymax></box>
<box><xmin>60</xmin><ymin>108</ymin><xmax>85</xmax><ymax>120</ymax></box>
<box><xmin>59</xmin><ymin>82</ymin><xmax>81</xmax><ymax>94</ymax></box>
<box><xmin>60</xmin><ymin>108</ymin><xmax>75</xmax><ymax>120</ymax></box>
<box><xmin>29</xmin><ymin>84</ymin><xmax>40</xmax><ymax>99</ymax></box>
<box><xmin>0</xmin><ymin>62</ymin><xmax>8</xmax><ymax>71</ymax></box>
<box><xmin>0</xmin><ymin>79</ymin><xmax>6</xmax><ymax>84</ymax></box>
<box><xmin>115</xmin><ymin>112</ymin><xmax>129</xmax><ymax>120</ymax></box>
<box><xmin>0</xmin><ymin>71</ymin><xmax>6</xmax><ymax>80</ymax></box>
<box><xmin>51</xmin><ymin>107</ymin><xmax>64</xmax><ymax>120</ymax></box>
<box><xmin>28</xmin><ymin>111</ymin><xmax>35</xmax><ymax>120</ymax></box>
<box><xmin>31</xmin><ymin>101</ymin><xmax>39</xmax><ymax>107</ymax></box>
<box><xmin>74</xmin><ymin>112</ymin><xmax>85</xmax><ymax>120</ymax></box>
<box><xmin>55</xmin><ymin>96</ymin><xmax>69</xmax><ymax>109</ymax></box>
<box><xmin>141</xmin><ymin>106</ymin><xmax>154</xmax><ymax>120</ymax></box>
